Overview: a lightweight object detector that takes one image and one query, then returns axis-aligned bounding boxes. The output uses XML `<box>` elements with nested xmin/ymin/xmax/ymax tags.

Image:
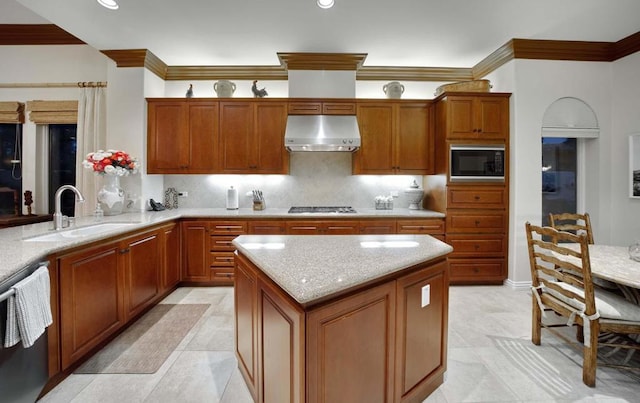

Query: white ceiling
<box><xmin>5</xmin><ymin>0</ymin><xmax>640</xmax><ymax>68</ymax></box>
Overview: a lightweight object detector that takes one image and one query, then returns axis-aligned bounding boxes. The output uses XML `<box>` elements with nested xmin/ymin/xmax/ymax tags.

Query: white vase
<box><xmin>97</xmin><ymin>175</ymin><xmax>124</xmax><ymax>215</ymax></box>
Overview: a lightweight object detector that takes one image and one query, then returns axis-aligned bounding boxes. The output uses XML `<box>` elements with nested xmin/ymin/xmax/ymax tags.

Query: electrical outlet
<box><xmin>178</xmin><ymin>192</ymin><xmax>188</xmax><ymax>197</ymax></box>
<box><xmin>421</xmin><ymin>284</ymin><xmax>430</xmax><ymax>307</ymax></box>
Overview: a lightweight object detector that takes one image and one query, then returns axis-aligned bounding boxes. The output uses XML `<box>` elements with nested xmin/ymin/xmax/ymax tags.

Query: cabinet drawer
<box><xmin>248</xmin><ymin>220</ymin><xmax>286</xmax><ymax>234</ymax></box>
<box><xmin>286</xmin><ymin>221</ymin><xmax>321</xmax><ymax>235</ymax></box>
<box><xmin>446</xmin><ymin>212</ymin><xmax>506</xmax><ymax>233</ymax></box>
<box><xmin>322</xmin><ymin>102</ymin><xmax>356</xmax><ymax>115</ymax></box>
<box><xmin>447</xmin><ymin>187</ymin><xmax>506</xmax><ymax>209</ymax></box>
<box><xmin>210</xmin><ymin>235</ymin><xmax>237</xmax><ymax>251</ymax></box>
<box><xmin>210</xmin><ymin>267</ymin><xmax>234</xmax><ymax>281</ymax></box>
<box><xmin>449</xmin><ymin>258</ymin><xmax>505</xmax><ymax>283</ymax></box>
<box><xmin>446</xmin><ymin>234</ymin><xmax>505</xmax><ymax>257</ymax></box>
<box><xmin>210</xmin><ymin>251</ymin><xmax>236</xmax><ymax>267</ymax></box>
<box><xmin>210</xmin><ymin>221</ymin><xmax>247</xmax><ymax>235</ymax></box>
<box><xmin>397</xmin><ymin>219</ymin><xmax>444</xmax><ymax>234</ymax></box>
<box><xmin>288</xmin><ymin>102</ymin><xmax>321</xmax><ymax>114</ymax></box>
<box><xmin>324</xmin><ymin>222</ymin><xmax>359</xmax><ymax>235</ymax></box>
<box><xmin>359</xmin><ymin>220</ymin><xmax>397</xmax><ymax>234</ymax></box>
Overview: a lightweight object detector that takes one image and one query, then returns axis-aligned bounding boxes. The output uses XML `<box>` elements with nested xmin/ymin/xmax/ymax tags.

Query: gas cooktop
<box><xmin>288</xmin><ymin>206</ymin><xmax>357</xmax><ymax>214</ymax></box>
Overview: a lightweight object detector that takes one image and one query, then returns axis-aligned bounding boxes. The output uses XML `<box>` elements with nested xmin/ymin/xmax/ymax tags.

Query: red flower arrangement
<box><xmin>82</xmin><ymin>149</ymin><xmax>139</xmax><ymax>176</ymax></box>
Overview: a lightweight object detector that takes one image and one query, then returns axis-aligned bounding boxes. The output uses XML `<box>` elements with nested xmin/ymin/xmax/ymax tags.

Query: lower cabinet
<box><xmin>181</xmin><ymin>220</ymin><xmax>210</xmax><ymax>282</ymax></box>
<box><xmin>122</xmin><ymin>229</ymin><xmax>161</xmax><ymax>321</ymax></box>
<box><xmin>160</xmin><ymin>222</ymin><xmax>181</xmax><ymax>292</ymax></box>
<box><xmin>235</xmin><ymin>252</ymin><xmax>448</xmax><ymax>403</ymax></box>
<box><xmin>59</xmin><ymin>242</ymin><xmax>125</xmax><ymax>370</ymax></box>
<box><xmin>58</xmin><ymin>225</ymin><xmax>167</xmax><ymax>371</ymax></box>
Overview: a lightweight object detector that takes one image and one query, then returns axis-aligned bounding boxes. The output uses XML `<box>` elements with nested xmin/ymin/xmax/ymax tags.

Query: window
<box><xmin>48</xmin><ymin>124</ymin><xmax>78</xmax><ymax>217</ymax></box>
<box><xmin>542</xmin><ymin>137</ymin><xmax>577</xmax><ymax>226</ymax></box>
<box><xmin>0</xmin><ymin>124</ymin><xmax>22</xmax><ymax>216</ymax></box>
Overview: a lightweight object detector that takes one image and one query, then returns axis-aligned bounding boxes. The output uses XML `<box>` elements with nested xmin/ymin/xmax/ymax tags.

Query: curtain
<box><xmin>76</xmin><ymin>87</ymin><xmax>106</xmax><ymax>216</ymax></box>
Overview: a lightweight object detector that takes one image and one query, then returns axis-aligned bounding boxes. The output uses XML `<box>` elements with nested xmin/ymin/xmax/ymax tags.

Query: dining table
<box><xmin>562</xmin><ymin>244</ymin><xmax>640</xmax><ymax>304</ymax></box>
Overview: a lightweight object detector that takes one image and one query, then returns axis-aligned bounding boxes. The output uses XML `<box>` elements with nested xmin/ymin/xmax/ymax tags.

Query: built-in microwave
<box><xmin>450</xmin><ymin>144</ymin><xmax>505</xmax><ymax>182</ymax></box>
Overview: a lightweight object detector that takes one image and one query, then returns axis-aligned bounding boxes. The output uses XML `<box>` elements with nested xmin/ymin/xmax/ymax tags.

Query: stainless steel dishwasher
<box><xmin>0</xmin><ymin>262</ymin><xmax>50</xmax><ymax>403</ymax></box>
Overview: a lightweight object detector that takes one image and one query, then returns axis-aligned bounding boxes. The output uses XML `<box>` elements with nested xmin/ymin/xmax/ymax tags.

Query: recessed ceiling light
<box><xmin>97</xmin><ymin>0</ymin><xmax>119</xmax><ymax>10</ymax></box>
<box><xmin>317</xmin><ymin>0</ymin><xmax>334</xmax><ymax>9</ymax></box>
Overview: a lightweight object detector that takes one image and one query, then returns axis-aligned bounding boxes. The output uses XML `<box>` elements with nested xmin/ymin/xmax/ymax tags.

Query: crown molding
<box><xmin>511</xmin><ymin>38</ymin><xmax>613</xmax><ymax>61</ymax></box>
<box><xmin>472</xmin><ymin>40</ymin><xmax>515</xmax><ymax>79</ymax></box>
<box><xmin>613</xmin><ymin>31</ymin><xmax>640</xmax><ymax>60</ymax></box>
<box><xmin>0</xmin><ymin>24</ymin><xmax>84</xmax><ymax>45</ymax></box>
<box><xmin>165</xmin><ymin>65</ymin><xmax>287</xmax><ymax>81</ymax></box>
<box><xmin>277</xmin><ymin>52</ymin><xmax>368</xmax><ymax>70</ymax></box>
<box><xmin>357</xmin><ymin>66</ymin><xmax>473</xmax><ymax>81</ymax></box>
<box><xmin>100</xmin><ymin>49</ymin><xmax>168</xmax><ymax>79</ymax></box>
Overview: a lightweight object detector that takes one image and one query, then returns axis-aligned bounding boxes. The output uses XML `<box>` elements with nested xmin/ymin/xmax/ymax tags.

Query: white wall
<box><xmin>611</xmin><ymin>52</ymin><xmax>640</xmax><ymax>244</ymax></box>
<box><xmin>487</xmin><ymin>59</ymin><xmax>617</xmax><ymax>287</ymax></box>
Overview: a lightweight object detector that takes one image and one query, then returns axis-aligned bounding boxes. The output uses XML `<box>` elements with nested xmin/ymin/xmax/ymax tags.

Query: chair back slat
<box><xmin>548</xmin><ymin>212</ymin><xmax>594</xmax><ymax>244</ymax></box>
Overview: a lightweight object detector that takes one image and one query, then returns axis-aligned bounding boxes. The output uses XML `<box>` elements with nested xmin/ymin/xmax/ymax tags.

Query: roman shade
<box><xmin>26</xmin><ymin>100</ymin><xmax>78</xmax><ymax>124</ymax></box>
<box><xmin>0</xmin><ymin>102</ymin><xmax>25</xmax><ymax>124</ymax></box>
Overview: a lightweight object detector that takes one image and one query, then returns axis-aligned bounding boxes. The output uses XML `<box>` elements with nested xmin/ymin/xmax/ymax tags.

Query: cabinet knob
<box><xmin>119</xmin><ymin>248</ymin><xmax>130</xmax><ymax>254</ymax></box>
<box><xmin>474</xmin><ymin>196</ymin><xmax>480</xmax><ymax>200</ymax></box>
<box><xmin>475</xmin><ymin>220</ymin><xmax>480</xmax><ymax>226</ymax></box>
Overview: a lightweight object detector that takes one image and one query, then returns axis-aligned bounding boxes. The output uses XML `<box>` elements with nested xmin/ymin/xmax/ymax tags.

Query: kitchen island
<box><xmin>232</xmin><ymin>234</ymin><xmax>453</xmax><ymax>403</ymax></box>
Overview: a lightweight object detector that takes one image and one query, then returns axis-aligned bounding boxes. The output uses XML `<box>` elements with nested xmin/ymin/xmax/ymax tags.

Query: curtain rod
<box><xmin>0</xmin><ymin>81</ymin><xmax>107</xmax><ymax>88</ymax></box>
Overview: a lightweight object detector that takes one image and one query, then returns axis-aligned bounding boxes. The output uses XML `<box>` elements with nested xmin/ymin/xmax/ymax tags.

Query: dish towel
<box><xmin>4</xmin><ymin>266</ymin><xmax>53</xmax><ymax>348</ymax></box>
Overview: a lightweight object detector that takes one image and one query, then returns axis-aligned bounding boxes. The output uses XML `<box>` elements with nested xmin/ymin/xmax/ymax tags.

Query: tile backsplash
<box><xmin>163</xmin><ymin>153</ymin><xmax>423</xmax><ymax>209</ymax></box>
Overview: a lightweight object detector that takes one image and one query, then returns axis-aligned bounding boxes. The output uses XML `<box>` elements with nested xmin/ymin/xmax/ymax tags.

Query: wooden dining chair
<box><xmin>525</xmin><ymin>222</ymin><xmax>640</xmax><ymax>387</ymax></box>
<box><xmin>548</xmin><ymin>212</ymin><xmax>594</xmax><ymax>244</ymax></box>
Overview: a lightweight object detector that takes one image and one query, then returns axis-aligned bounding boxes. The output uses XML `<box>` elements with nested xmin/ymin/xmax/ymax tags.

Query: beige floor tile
<box><xmin>220</xmin><ymin>367</ymin><xmax>254</xmax><ymax>403</ymax></box>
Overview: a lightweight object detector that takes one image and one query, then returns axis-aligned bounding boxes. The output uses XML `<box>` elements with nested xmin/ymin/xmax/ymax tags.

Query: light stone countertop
<box><xmin>233</xmin><ymin>234</ymin><xmax>453</xmax><ymax>306</ymax></box>
<box><xmin>0</xmin><ymin>207</ymin><xmax>444</xmax><ymax>286</ymax></box>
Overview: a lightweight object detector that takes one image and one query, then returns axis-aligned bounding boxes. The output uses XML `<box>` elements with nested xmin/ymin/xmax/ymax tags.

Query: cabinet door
<box><xmin>446</xmin><ymin>97</ymin><xmax>475</xmax><ymax>139</ymax></box>
<box><xmin>307</xmin><ymin>281</ymin><xmax>396</xmax><ymax>403</ymax></box>
<box><xmin>396</xmin><ymin>103</ymin><xmax>433</xmax><ymax>174</ymax></box>
<box><xmin>162</xmin><ymin>223</ymin><xmax>181</xmax><ymax>291</ymax></box>
<box><xmin>59</xmin><ymin>243</ymin><xmax>124</xmax><ymax>370</ymax></box>
<box><xmin>147</xmin><ymin>101</ymin><xmax>189</xmax><ymax>173</ymax></box>
<box><xmin>354</xmin><ymin>103</ymin><xmax>394</xmax><ymax>174</ymax></box>
<box><xmin>396</xmin><ymin>219</ymin><xmax>445</xmax><ymax>235</ymax></box>
<box><xmin>187</xmin><ymin>101</ymin><xmax>219</xmax><ymax>172</ymax></box>
<box><xmin>123</xmin><ymin>230</ymin><xmax>160</xmax><ymax>320</ymax></box>
<box><xmin>255</xmin><ymin>102</ymin><xmax>288</xmax><ymax>174</ymax></box>
<box><xmin>395</xmin><ymin>262</ymin><xmax>447</xmax><ymax>401</ymax></box>
<box><xmin>220</xmin><ymin>102</ymin><xmax>254</xmax><ymax>172</ymax></box>
<box><xmin>476</xmin><ymin>97</ymin><xmax>508</xmax><ymax>140</ymax></box>
<box><xmin>234</xmin><ymin>255</ymin><xmax>259</xmax><ymax>401</ymax></box>
<box><xmin>181</xmin><ymin>221</ymin><xmax>210</xmax><ymax>281</ymax></box>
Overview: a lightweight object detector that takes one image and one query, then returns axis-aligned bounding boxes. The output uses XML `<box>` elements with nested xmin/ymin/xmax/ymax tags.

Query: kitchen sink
<box><xmin>24</xmin><ymin>222</ymin><xmax>139</xmax><ymax>242</ymax></box>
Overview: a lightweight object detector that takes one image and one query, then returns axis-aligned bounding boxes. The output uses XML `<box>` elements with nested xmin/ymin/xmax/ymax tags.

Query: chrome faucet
<box><xmin>53</xmin><ymin>185</ymin><xmax>85</xmax><ymax>230</ymax></box>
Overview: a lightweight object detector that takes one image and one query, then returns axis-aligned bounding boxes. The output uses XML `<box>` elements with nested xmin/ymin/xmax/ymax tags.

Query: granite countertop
<box><xmin>233</xmin><ymin>234</ymin><xmax>453</xmax><ymax>305</ymax></box>
<box><xmin>0</xmin><ymin>207</ymin><xmax>444</xmax><ymax>285</ymax></box>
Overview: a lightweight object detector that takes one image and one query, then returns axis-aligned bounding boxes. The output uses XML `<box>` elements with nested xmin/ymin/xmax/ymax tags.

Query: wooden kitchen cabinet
<box><xmin>122</xmin><ymin>229</ymin><xmax>161</xmax><ymax>321</ymax></box>
<box><xmin>219</xmin><ymin>100</ymin><xmax>289</xmax><ymax>174</ymax></box>
<box><xmin>288</xmin><ymin>99</ymin><xmax>356</xmax><ymax>115</ymax></box>
<box><xmin>436</xmin><ymin>94</ymin><xmax>509</xmax><ymax>141</ymax></box>
<box><xmin>59</xmin><ymin>241</ymin><xmax>125</xmax><ymax>370</ymax></box>
<box><xmin>234</xmin><ymin>255</ymin><xmax>259</xmax><ymax>401</ymax></box>
<box><xmin>147</xmin><ymin>99</ymin><xmax>219</xmax><ymax>174</ymax></box>
<box><xmin>210</xmin><ymin>220</ymin><xmax>247</xmax><ymax>284</ymax></box>
<box><xmin>160</xmin><ymin>222</ymin><xmax>181</xmax><ymax>293</ymax></box>
<box><xmin>248</xmin><ymin>220</ymin><xmax>286</xmax><ymax>234</ymax></box>
<box><xmin>359</xmin><ymin>219</ymin><xmax>397</xmax><ymax>234</ymax></box>
<box><xmin>354</xmin><ymin>101</ymin><xmax>434</xmax><ymax>175</ymax></box>
<box><xmin>286</xmin><ymin>220</ymin><xmax>359</xmax><ymax>235</ymax></box>
<box><xmin>181</xmin><ymin>220</ymin><xmax>210</xmax><ymax>282</ymax></box>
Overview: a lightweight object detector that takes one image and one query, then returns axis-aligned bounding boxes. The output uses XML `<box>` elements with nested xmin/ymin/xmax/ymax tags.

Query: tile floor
<box><xmin>40</xmin><ymin>285</ymin><xmax>640</xmax><ymax>403</ymax></box>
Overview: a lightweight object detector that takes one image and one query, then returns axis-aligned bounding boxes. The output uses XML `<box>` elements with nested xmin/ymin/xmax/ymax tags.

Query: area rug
<box><xmin>75</xmin><ymin>303</ymin><xmax>210</xmax><ymax>374</ymax></box>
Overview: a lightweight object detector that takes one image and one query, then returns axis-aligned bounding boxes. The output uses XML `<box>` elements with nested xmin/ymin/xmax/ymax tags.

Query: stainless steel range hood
<box><xmin>284</xmin><ymin>70</ymin><xmax>361</xmax><ymax>152</ymax></box>
<box><xmin>284</xmin><ymin>115</ymin><xmax>360</xmax><ymax>152</ymax></box>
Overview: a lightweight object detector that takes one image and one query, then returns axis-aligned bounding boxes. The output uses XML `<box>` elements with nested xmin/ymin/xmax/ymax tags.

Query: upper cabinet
<box><xmin>436</xmin><ymin>94</ymin><xmax>509</xmax><ymax>141</ymax></box>
<box><xmin>288</xmin><ymin>100</ymin><xmax>356</xmax><ymax>115</ymax></box>
<box><xmin>147</xmin><ymin>99</ymin><xmax>219</xmax><ymax>174</ymax></box>
<box><xmin>219</xmin><ymin>100</ymin><xmax>289</xmax><ymax>174</ymax></box>
<box><xmin>353</xmin><ymin>101</ymin><xmax>434</xmax><ymax>175</ymax></box>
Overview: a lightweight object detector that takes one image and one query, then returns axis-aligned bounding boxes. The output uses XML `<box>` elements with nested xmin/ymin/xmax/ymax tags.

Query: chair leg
<box><xmin>531</xmin><ymin>295</ymin><xmax>541</xmax><ymax>345</ymax></box>
<box><xmin>582</xmin><ymin>322</ymin><xmax>599</xmax><ymax>387</ymax></box>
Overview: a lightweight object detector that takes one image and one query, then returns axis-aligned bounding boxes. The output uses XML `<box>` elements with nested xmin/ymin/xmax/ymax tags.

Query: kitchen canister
<box><xmin>226</xmin><ymin>186</ymin><xmax>239</xmax><ymax>210</ymax></box>
<box><xmin>214</xmin><ymin>80</ymin><xmax>236</xmax><ymax>98</ymax></box>
<box><xmin>383</xmin><ymin>81</ymin><xmax>405</xmax><ymax>99</ymax></box>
